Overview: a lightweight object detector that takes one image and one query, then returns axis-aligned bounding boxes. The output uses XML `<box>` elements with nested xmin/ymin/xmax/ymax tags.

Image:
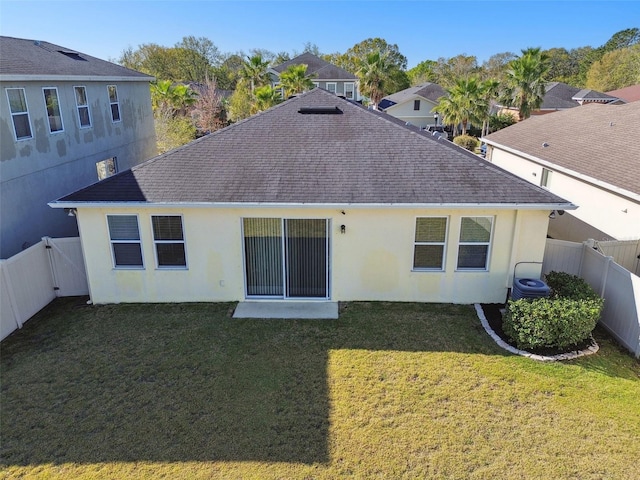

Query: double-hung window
<box><xmin>540</xmin><ymin>168</ymin><xmax>552</xmax><ymax>188</ymax></box>
<box><xmin>107</xmin><ymin>85</ymin><xmax>121</xmax><ymax>122</ymax></box>
<box><xmin>457</xmin><ymin>216</ymin><xmax>493</xmax><ymax>270</ymax></box>
<box><xmin>74</xmin><ymin>86</ymin><xmax>91</xmax><ymax>128</ymax></box>
<box><xmin>413</xmin><ymin>99</ymin><xmax>420</xmax><ymax>110</ymax></box>
<box><xmin>326</xmin><ymin>82</ymin><xmax>337</xmax><ymax>94</ymax></box>
<box><xmin>413</xmin><ymin>217</ymin><xmax>447</xmax><ymax>270</ymax></box>
<box><xmin>6</xmin><ymin>88</ymin><xmax>32</xmax><ymax>140</ymax></box>
<box><xmin>107</xmin><ymin>215</ymin><xmax>143</xmax><ymax>268</ymax></box>
<box><xmin>344</xmin><ymin>82</ymin><xmax>355</xmax><ymax>99</ymax></box>
<box><xmin>96</xmin><ymin>157</ymin><xmax>117</xmax><ymax>180</ymax></box>
<box><xmin>152</xmin><ymin>215</ymin><xmax>186</xmax><ymax>268</ymax></box>
<box><xmin>43</xmin><ymin>87</ymin><xmax>64</xmax><ymax>133</ymax></box>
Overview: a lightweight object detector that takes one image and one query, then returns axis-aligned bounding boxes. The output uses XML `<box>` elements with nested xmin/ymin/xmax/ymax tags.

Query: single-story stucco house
<box><xmin>50</xmin><ymin>88</ymin><xmax>574</xmax><ymax>306</ymax></box>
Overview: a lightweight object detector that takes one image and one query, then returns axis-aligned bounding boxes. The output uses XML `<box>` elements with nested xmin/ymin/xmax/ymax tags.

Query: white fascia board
<box><xmin>0</xmin><ymin>74</ymin><xmax>155</xmax><ymax>82</ymax></box>
<box><xmin>482</xmin><ymin>139</ymin><xmax>640</xmax><ymax>203</ymax></box>
<box><xmin>50</xmin><ymin>201</ymin><xmax>577</xmax><ymax>210</ymax></box>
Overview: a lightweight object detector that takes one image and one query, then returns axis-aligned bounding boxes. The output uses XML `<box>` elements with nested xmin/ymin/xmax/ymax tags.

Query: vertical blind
<box><xmin>243</xmin><ymin>218</ymin><xmax>328</xmax><ymax>298</ymax></box>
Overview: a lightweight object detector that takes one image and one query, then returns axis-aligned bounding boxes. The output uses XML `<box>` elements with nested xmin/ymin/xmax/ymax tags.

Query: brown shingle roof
<box><xmin>57</xmin><ymin>89</ymin><xmax>569</xmax><ymax>206</ymax></box>
<box><xmin>0</xmin><ymin>36</ymin><xmax>152</xmax><ymax>79</ymax></box>
<box><xmin>272</xmin><ymin>52</ymin><xmax>357</xmax><ymax>80</ymax></box>
<box><xmin>484</xmin><ymin>102</ymin><xmax>640</xmax><ymax>195</ymax></box>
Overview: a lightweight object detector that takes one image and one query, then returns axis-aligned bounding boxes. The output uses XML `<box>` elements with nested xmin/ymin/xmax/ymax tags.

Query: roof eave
<box><xmin>0</xmin><ymin>74</ymin><xmax>155</xmax><ymax>82</ymax></box>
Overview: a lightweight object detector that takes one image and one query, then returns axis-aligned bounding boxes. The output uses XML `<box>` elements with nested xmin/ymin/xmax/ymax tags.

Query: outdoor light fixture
<box><xmin>434</xmin><ymin>112</ymin><xmax>439</xmax><ymax>126</ymax></box>
<box><xmin>549</xmin><ymin>211</ymin><xmax>556</xmax><ymax>219</ymax></box>
<box><xmin>65</xmin><ymin>208</ymin><xmax>77</xmax><ymax>217</ymax></box>
<box><xmin>340</xmin><ymin>225</ymin><xmax>346</xmax><ymax>234</ymax></box>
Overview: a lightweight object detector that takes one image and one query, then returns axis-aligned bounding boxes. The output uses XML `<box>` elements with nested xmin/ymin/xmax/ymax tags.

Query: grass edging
<box><xmin>474</xmin><ymin>304</ymin><xmax>599</xmax><ymax>361</ymax></box>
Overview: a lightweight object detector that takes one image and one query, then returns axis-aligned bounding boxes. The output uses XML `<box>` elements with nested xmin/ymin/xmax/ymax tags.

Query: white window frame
<box><xmin>5</xmin><ymin>87</ymin><xmax>32</xmax><ymax>141</ymax></box>
<box><xmin>107</xmin><ymin>85</ymin><xmax>121</xmax><ymax>123</ymax></box>
<box><xmin>456</xmin><ymin>216</ymin><xmax>494</xmax><ymax>271</ymax></box>
<box><xmin>96</xmin><ymin>157</ymin><xmax>118</xmax><ymax>180</ymax></box>
<box><xmin>541</xmin><ymin>168</ymin><xmax>552</xmax><ymax>188</ymax></box>
<box><xmin>413</xmin><ymin>216</ymin><xmax>448</xmax><ymax>271</ymax></box>
<box><xmin>74</xmin><ymin>85</ymin><xmax>92</xmax><ymax>128</ymax></box>
<box><xmin>107</xmin><ymin>214</ymin><xmax>144</xmax><ymax>269</ymax></box>
<box><xmin>344</xmin><ymin>82</ymin><xmax>355</xmax><ymax>100</ymax></box>
<box><xmin>151</xmin><ymin>215</ymin><xmax>187</xmax><ymax>269</ymax></box>
<box><xmin>42</xmin><ymin>87</ymin><xmax>64</xmax><ymax>133</ymax></box>
<box><xmin>326</xmin><ymin>82</ymin><xmax>337</xmax><ymax>94</ymax></box>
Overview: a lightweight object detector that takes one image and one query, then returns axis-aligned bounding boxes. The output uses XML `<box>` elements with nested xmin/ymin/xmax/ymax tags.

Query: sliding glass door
<box><xmin>243</xmin><ymin>218</ymin><xmax>329</xmax><ymax>299</ymax></box>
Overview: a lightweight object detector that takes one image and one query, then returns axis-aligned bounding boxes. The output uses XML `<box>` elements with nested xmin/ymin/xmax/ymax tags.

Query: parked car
<box><xmin>426</xmin><ymin>125</ymin><xmax>451</xmax><ymax>139</ymax></box>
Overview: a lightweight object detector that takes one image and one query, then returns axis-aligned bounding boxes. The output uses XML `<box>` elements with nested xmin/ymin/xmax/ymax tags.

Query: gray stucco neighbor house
<box><xmin>0</xmin><ymin>36</ymin><xmax>157</xmax><ymax>258</ymax></box>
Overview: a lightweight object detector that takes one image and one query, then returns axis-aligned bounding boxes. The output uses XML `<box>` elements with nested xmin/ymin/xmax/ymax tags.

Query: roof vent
<box><xmin>58</xmin><ymin>50</ymin><xmax>85</xmax><ymax>61</ymax></box>
<box><xmin>542</xmin><ymin>142</ymin><xmax>549</xmax><ymax>147</ymax></box>
<box><xmin>298</xmin><ymin>106</ymin><xmax>342</xmax><ymax>115</ymax></box>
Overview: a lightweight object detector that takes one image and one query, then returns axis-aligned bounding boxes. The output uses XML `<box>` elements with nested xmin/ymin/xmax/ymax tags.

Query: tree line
<box><xmin>117</xmin><ymin>29</ymin><xmax>640</xmax><ymax>152</ymax></box>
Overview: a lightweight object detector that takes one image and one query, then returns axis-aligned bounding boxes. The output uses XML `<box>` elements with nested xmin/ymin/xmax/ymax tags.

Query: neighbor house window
<box><xmin>43</xmin><ymin>87</ymin><xmax>64</xmax><ymax>133</ymax></box>
<box><xmin>344</xmin><ymin>82</ymin><xmax>355</xmax><ymax>99</ymax></box>
<box><xmin>326</xmin><ymin>82</ymin><xmax>337</xmax><ymax>94</ymax></box>
<box><xmin>152</xmin><ymin>215</ymin><xmax>186</xmax><ymax>268</ymax></box>
<box><xmin>74</xmin><ymin>86</ymin><xmax>91</xmax><ymax>127</ymax></box>
<box><xmin>96</xmin><ymin>157</ymin><xmax>117</xmax><ymax>180</ymax></box>
<box><xmin>107</xmin><ymin>85</ymin><xmax>121</xmax><ymax>122</ymax></box>
<box><xmin>5</xmin><ymin>88</ymin><xmax>32</xmax><ymax>140</ymax></box>
<box><xmin>413</xmin><ymin>217</ymin><xmax>448</xmax><ymax>270</ymax></box>
<box><xmin>312</xmin><ymin>82</ymin><xmax>319</xmax><ymax>89</ymax></box>
<box><xmin>107</xmin><ymin>215</ymin><xmax>143</xmax><ymax>268</ymax></box>
<box><xmin>457</xmin><ymin>216</ymin><xmax>493</xmax><ymax>270</ymax></box>
<box><xmin>541</xmin><ymin>168</ymin><xmax>552</xmax><ymax>188</ymax></box>
<box><xmin>414</xmin><ymin>99</ymin><xmax>420</xmax><ymax>110</ymax></box>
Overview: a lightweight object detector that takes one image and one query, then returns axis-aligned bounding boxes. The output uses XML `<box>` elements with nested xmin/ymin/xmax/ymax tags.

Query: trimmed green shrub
<box><xmin>545</xmin><ymin>271</ymin><xmax>600</xmax><ymax>300</ymax></box>
<box><xmin>503</xmin><ymin>271</ymin><xmax>604</xmax><ymax>350</ymax></box>
<box><xmin>453</xmin><ymin>134</ymin><xmax>479</xmax><ymax>151</ymax></box>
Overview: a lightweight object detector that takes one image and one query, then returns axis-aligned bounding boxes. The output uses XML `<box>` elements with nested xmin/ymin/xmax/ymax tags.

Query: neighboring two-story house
<box><xmin>270</xmin><ymin>52</ymin><xmax>360</xmax><ymax>101</ymax></box>
<box><xmin>378</xmin><ymin>82</ymin><xmax>446</xmax><ymax>129</ymax></box>
<box><xmin>0</xmin><ymin>36</ymin><xmax>157</xmax><ymax>258</ymax></box>
<box><xmin>483</xmin><ymin>102</ymin><xmax>639</xmax><ymax>242</ymax></box>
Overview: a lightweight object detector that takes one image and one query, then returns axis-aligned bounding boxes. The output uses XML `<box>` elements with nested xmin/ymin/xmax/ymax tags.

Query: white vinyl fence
<box><xmin>543</xmin><ymin>238</ymin><xmax>640</xmax><ymax>358</ymax></box>
<box><xmin>595</xmin><ymin>239</ymin><xmax>640</xmax><ymax>276</ymax></box>
<box><xmin>0</xmin><ymin>237</ymin><xmax>88</xmax><ymax>341</ymax></box>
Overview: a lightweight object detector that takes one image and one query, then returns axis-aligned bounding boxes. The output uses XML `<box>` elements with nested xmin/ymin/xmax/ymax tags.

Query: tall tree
<box><xmin>586</xmin><ymin>44</ymin><xmax>640</xmax><ymax>91</ymax></box>
<box><xmin>502</xmin><ymin>47</ymin><xmax>550</xmax><ymax>121</ymax></box>
<box><xmin>432</xmin><ymin>55</ymin><xmax>480</xmax><ymax>88</ymax></box>
<box><xmin>151</xmin><ymin>80</ymin><xmax>198</xmax><ymax>115</ymax></box>
<box><xmin>331</xmin><ymin>38</ymin><xmax>408</xmax><ymax>74</ymax></box>
<box><xmin>407</xmin><ymin>60</ymin><xmax>437</xmax><ymax>85</ymax></box>
<box><xmin>481</xmin><ymin>52</ymin><xmax>516</xmax><ymax>82</ymax></box>
<box><xmin>433</xmin><ymin>77</ymin><xmax>487</xmax><ymax>136</ymax></box>
<box><xmin>278</xmin><ymin>64</ymin><xmax>315</xmax><ymax>97</ymax></box>
<box><xmin>357</xmin><ymin>51</ymin><xmax>397</xmax><ymax>108</ymax></box>
<box><xmin>241</xmin><ymin>55</ymin><xmax>271</xmax><ymax>93</ymax></box>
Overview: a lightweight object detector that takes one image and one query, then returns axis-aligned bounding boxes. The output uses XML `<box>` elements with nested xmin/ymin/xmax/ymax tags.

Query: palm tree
<box><xmin>433</xmin><ymin>77</ymin><xmax>486</xmax><ymax>136</ymax></box>
<box><xmin>502</xmin><ymin>48</ymin><xmax>550</xmax><ymax>121</ymax></box>
<box><xmin>278</xmin><ymin>64</ymin><xmax>315</xmax><ymax>97</ymax></box>
<box><xmin>253</xmin><ymin>85</ymin><xmax>282</xmax><ymax>112</ymax></box>
<box><xmin>241</xmin><ymin>55</ymin><xmax>271</xmax><ymax>93</ymax></box>
<box><xmin>150</xmin><ymin>80</ymin><xmax>198</xmax><ymax>115</ymax></box>
<box><xmin>357</xmin><ymin>51</ymin><xmax>393</xmax><ymax>108</ymax></box>
<box><xmin>479</xmin><ymin>79</ymin><xmax>500</xmax><ymax>137</ymax></box>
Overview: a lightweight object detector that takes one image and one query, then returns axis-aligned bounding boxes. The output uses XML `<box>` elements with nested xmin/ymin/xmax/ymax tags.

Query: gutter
<box><xmin>50</xmin><ymin>201</ymin><xmax>577</xmax><ymax>211</ymax></box>
<box><xmin>0</xmin><ymin>74</ymin><xmax>155</xmax><ymax>82</ymax></box>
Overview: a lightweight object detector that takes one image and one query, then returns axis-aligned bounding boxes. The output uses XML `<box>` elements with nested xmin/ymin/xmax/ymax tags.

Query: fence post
<box><xmin>43</xmin><ymin>237</ymin><xmax>61</xmax><ymax>297</ymax></box>
<box><xmin>600</xmin><ymin>256</ymin><xmax>613</xmax><ymax>298</ymax></box>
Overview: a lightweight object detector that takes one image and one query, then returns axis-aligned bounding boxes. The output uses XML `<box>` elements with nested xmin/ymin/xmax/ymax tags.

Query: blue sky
<box><xmin>1</xmin><ymin>1</ymin><xmax>638</xmax><ymax>68</ymax></box>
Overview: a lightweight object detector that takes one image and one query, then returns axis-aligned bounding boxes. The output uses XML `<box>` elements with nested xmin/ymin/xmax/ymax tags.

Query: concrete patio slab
<box><xmin>233</xmin><ymin>301</ymin><xmax>339</xmax><ymax>319</ymax></box>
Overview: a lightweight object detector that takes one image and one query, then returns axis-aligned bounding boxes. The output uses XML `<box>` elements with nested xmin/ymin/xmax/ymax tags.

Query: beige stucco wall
<box><xmin>75</xmin><ymin>206</ymin><xmax>550</xmax><ymax>305</ymax></box>
<box><xmin>488</xmin><ymin>147</ymin><xmax>640</xmax><ymax>241</ymax></box>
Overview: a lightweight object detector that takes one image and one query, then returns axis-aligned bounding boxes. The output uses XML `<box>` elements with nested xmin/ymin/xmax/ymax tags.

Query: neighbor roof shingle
<box><xmin>0</xmin><ymin>36</ymin><xmax>153</xmax><ymax>79</ymax></box>
<box><xmin>484</xmin><ymin>102</ymin><xmax>640</xmax><ymax>195</ymax></box>
<box><xmin>57</xmin><ymin>89</ymin><xmax>569</xmax><ymax>207</ymax></box>
<box><xmin>380</xmin><ymin>83</ymin><xmax>446</xmax><ymax>108</ymax></box>
<box><xmin>271</xmin><ymin>52</ymin><xmax>357</xmax><ymax>80</ymax></box>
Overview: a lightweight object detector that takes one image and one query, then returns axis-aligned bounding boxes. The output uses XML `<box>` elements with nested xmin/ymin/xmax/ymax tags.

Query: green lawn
<box><xmin>1</xmin><ymin>298</ymin><xmax>639</xmax><ymax>479</ymax></box>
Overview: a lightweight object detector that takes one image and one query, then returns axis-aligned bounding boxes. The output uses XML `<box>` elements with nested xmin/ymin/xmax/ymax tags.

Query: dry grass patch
<box><xmin>1</xmin><ymin>299</ymin><xmax>639</xmax><ymax>479</ymax></box>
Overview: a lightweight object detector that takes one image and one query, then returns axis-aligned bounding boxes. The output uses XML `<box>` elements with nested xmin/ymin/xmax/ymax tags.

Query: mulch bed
<box><xmin>480</xmin><ymin>303</ymin><xmax>594</xmax><ymax>357</ymax></box>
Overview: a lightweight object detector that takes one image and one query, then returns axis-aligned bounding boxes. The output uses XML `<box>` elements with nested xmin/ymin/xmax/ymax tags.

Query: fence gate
<box><xmin>1</xmin><ymin>237</ymin><xmax>88</xmax><ymax>341</ymax></box>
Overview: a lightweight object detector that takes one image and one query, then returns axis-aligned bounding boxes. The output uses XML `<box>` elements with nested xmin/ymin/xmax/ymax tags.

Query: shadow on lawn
<box><xmin>1</xmin><ymin>298</ymin><xmax>503</xmax><ymax>466</ymax></box>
